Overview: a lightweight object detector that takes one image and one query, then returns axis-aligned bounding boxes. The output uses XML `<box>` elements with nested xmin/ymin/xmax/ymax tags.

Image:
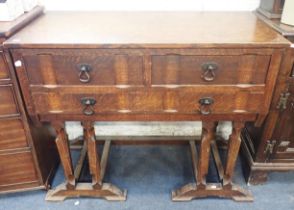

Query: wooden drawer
<box><xmin>30</xmin><ymin>87</ymin><xmax>265</xmax><ymax>115</ymax></box>
<box><xmin>151</xmin><ymin>54</ymin><xmax>270</xmax><ymax>85</ymax></box>
<box><xmin>22</xmin><ymin>50</ymin><xmax>144</xmax><ymax>85</ymax></box>
<box><xmin>0</xmin><ymin>85</ymin><xmax>19</xmax><ymax>117</ymax></box>
<box><xmin>0</xmin><ymin>52</ymin><xmax>10</xmax><ymax>81</ymax></box>
<box><xmin>0</xmin><ymin>151</ymin><xmax>39</xmax><ymax>187</ymax></box>
<box><xmin>0</xmin><ymin>119</ymin><xmax>28</xmax><ymax>150</ymax></box>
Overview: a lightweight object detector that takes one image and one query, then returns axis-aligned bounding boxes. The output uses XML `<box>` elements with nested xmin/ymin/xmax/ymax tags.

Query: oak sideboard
<box><xmin>3</xmin><ymin>11</ymin><xmax>290</xmax><ymax>201</ymax></box>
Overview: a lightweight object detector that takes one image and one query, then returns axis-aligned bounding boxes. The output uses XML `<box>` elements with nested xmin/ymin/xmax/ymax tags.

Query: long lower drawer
<box><xmin>30</xmin><ymin>86</ymin><xmax>265</xmax><ymax>116</ymax></box>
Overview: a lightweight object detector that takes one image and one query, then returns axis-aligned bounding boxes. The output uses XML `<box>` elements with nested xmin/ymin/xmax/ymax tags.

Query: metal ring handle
<box><xmin>201</xmin><ymin>62</ymin><xmax>218</xmax><ymax>82</ymax></box>
<box><xmin>79</xmin><ymin>70</ymin><xmax>91</xmax><ymax>83</ymax></box>
<box><xmin>83</xmin><ymin>105</ymin><xmax>95</xmax><ymax>116</ymax></box>
<box><xmin>81</xmin><ymin>97</ymin><xmax>96</xmax><ymax>116</ymax></box>
<box><xmin>199</xmin><ymin>105</ymin><xmax>212</xmax><ymax>115</ymax></box>
<box><xmin>77</xmin><ymin>64</ymin><xmax>92</xmax><ymax>83</ymax></box>
<box><xmin>198</xmin><ymin>97</ymin><xmax>214</xmax><ymax>115</ymax></box>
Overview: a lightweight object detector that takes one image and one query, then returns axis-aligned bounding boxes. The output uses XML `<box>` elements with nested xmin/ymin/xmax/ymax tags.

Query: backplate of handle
<box><xmin>77</xmin><ymin>64</ymin><xmax>92</xmax><ymax>83</ymax></box>
<box><xmin>198</xmin><ymin>97</ymin><xmax>214</xmax><ymax>115</ymax></box>
<box><xmin>201</xmin><ymin>62</ymin><xmax>218</xmax><ymax>82</ymax></box>
<box><xmin>80</xmin><ymin>97</ymin><xmax>96</xmax><ymax>115</ymax></box>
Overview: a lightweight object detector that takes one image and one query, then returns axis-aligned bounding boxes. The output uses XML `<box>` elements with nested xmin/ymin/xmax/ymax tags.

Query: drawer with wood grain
<box><xmin>151</xmin><ymin>54</ymin><xmax>270</xmax><ymax>85</ymax></box>
<box><xmin>0</xmin><ymin>85</ymin><xmax>19</xmax><ymax>117</ymax></box>
<box><xmin>29</xmin><ymin>86</ymin><xmax>265</xmax><ymax>116</ymax></box>
<box><xmin>19</xmin><ymin>50</ymin><xmax>144</xmax><ymax>86</ymax></box>
<box><xmin>0</xmin><ymin>52</ymin><xmax>10</xmax><ymax>81</ymax></box>
<box><xmin>0</xmin><ymin>119</ymin><xmax>29</xmax><ymax>150</ymax></box>
<box><xmin>10</xmin><ymin>48</ymin><xmax>278</xmax><ymax>119</ymax></box>
<box><xmin>0</xmin><ymin>151</ymin><xmax>39</xmax><ymax>187</ymax></box>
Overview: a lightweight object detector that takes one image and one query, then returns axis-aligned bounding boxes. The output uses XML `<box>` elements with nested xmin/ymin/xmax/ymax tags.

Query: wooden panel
<box><xmin>271</xmin><ymin>81</ymin><xmax>294</xmax><ymax>158</ymax></box>
<box><xmin>0</xmin><ymin>52</ymin><xmax>10</xmax><ymax>80</ymax></box>
<box><xmin>151</xmin><ymin>55</ymin><xmax>270</xmax><ymax>85</ymax></box>
<box><xmin>0</xmin><ymin>85</ymin><xmax>19</xmax><ymax>117</ymax></box>
<box><xmin>0</xmin><ymin>119</ymin><xmax>28</xmax><ymax>150</ymax></box>
<box><xmin>0</xmin><ymin>151</ymin><xmax>39</xmax><ymax>187</ymax></box>
<box><xmin>23</xmin><ymin>52</ymin><xmax>144</xmax><ymax>85</ymax></box>
<box><xmin>30</xmin><ymin>87</ymin><xmax>265</xmax><ymax>115</ymax></box>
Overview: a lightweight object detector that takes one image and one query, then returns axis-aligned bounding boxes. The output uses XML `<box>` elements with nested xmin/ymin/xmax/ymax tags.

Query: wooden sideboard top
<box><xmin>4</xmin><ymin>11</ymin><xmax>290</xmax><ymax>49</ymax></box>
<box><xmin>0</xmin><ymin>6</ymin><xmax>44</xmax><ymax>41</ymax></box>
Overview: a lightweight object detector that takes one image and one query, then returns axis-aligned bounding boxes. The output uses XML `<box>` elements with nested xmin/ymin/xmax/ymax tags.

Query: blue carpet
<box><xmin>0</xmin><ymin>145</ymin><xmax>294</xmax><ymax>210</ymax></box>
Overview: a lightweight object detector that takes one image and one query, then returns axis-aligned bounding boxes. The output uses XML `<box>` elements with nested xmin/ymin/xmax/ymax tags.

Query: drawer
<box><xmin>22</xmin><ymin>50</ymin><xmax>144</xmax><ymax>85</ymax></box>
<box><xmin>0</xmin><ymin>119</ymin><xmax>28</xmax><ymax>150</ymax></box>
<box><xmin>151</xmin><ymin>54</ymin><xmax>270</xmax><ymax>85</ymax></box>
<box><xmin>30</xmin><ymin>87</ymin><xmax>265</xmax><ymax>115</ymax></box>
<box><xmin>0</xmin><ymin>53</ymin><xmax>10</xmax><ymax>81</ymax></box>
<box><xmin>0</xmin><ymin>151</ymin><xmax>39</xmax><ymax>186</ymax></box>
<box><xmin>0</xmin><ymin>85</ymin><xmax>19</xmax><ymax>116</ymax></box>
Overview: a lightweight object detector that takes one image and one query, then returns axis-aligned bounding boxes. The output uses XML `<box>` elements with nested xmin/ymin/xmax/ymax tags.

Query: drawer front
<box><xmin>22</xmin><ymin>51</ymin><xmax>144</xmax><ymax>85</ymax></box>
<box><xmin>152</xmin><ymin>54</ymin><xmax>270</xmax><ymax>85</ymax></box>
<box><xmin>0</xmin><ymin>53</ymin><xmax>10</xmax><ymax>81</ymax></box>
<box><xmin>0</xmin><ymin>85</ymin><xmax>19</xmax><ymax>116</ymax></box>
<box><xmin>30</xmin><ymin>87</ymin><xmax>264</xmax><ymax>115</ymax></box>
<box><xmin>0</xmin><ymin>119</ymin><xmax>28</xmax><ymax>150</ymax></box>
<box><xmin>0</xmin><ymin>151</ymin><xmax>39</xmax><ymax>186</ymax></box>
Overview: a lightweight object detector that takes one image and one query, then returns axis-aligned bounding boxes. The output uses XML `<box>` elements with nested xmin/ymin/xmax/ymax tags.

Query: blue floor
<box><xmin>0</xmin><ymin>145</ymin><xmax>294</xmax><ymax>210</ymax></box>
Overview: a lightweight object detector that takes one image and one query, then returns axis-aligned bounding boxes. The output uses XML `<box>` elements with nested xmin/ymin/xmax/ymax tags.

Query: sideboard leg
<box><xmin>45</xmin><ymin>121</ymin><xmax>75</xmax><ymax>201</ymax></box>
<box><xmin>46</xmin><ymin>121</ymin><xmax>126</xmax><ymax>201</ymax></box>
<box><xmin>172</xmin><ymin>120</ymin><xmax>253</xmax><ymax>202</ymax></box>
<box><xmin>82</xmin><ymin>121</ymin><xmax>127</xmax><ymax>201</ymax></box>
<box><xmin>83</xmin><ymin>121</ymin><xmax>102</xmax><ymax>189</ymax></box>
<box><xmin>52</xmin><ymin>121</ymin><xmax>75</xmax><ymax>189</ymax></box>
<box><xmin>172</xmin><ymin>121</ymin><xmax>216</xmax><ymax>201</ymax></box>
<box><xmin>223</xmin><ymin>121</ymin><xmax>244</xmax><ymax>187</ymax></box>
<box><xmin>197</xmin><ymin>122</ymin><xmax>217</xmax><ymax>187</ymax></box>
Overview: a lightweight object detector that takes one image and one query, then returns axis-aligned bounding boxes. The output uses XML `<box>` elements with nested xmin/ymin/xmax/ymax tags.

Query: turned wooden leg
<box><xmin>223</xmin><ymin>121</ymin><xmax>244</xmax><ymax>187</ymax></box>
<box><xmin>197</xmin><ymin>121</ymin><xmax>217</xmax><ymax>187</ymax></box>
<box><xmin>52</xmin><ymin>121</ymin><xmax>75</xmax><ymax>190</ymax></box>
<box><xmin>82</xmin><ymin>121</ymin><xmax>102</xmax><ymax>189</ymax></box>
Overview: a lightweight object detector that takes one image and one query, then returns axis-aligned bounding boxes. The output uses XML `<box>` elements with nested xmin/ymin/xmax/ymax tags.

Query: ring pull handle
<box><xmin>198</xmin><ymin>97</ymin><xmax>214</xmax><ymax>115</ymax></box>
<box><xmin>201</xmin><ymin>62</ymin><xmax>218</xmax><ymax>82</ymax></box>
<box><xmin>77</xmin><ymin>64</ymin><xmax>92</xmax><ymax>83</ymax></box>
<box><xmin>81</xmin><ymin>97</ymin><xmax>96</xmax><ymax>116</ymax></box>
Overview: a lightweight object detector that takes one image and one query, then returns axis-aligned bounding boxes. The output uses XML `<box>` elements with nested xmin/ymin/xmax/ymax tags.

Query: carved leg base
<box><xmin>172</xmin><ymin>183</ymin><xmax>253</xmax><ymax>202</ymax></box>
<box><xmin>46</xmin><ymin>183</ymin><xmax>127</xmax><ymax>201</ymax></box>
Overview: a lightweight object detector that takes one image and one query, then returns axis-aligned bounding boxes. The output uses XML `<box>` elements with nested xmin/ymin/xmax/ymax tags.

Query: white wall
<box><xmin>41</xmin><ymin>0</ymin><xmax>260</xmax><ymax>11</ymax></box>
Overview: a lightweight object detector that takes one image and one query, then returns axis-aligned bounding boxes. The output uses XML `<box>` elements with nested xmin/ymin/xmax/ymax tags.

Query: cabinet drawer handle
<box><xmin>198</xmin><ymin>97</ymin><xmax>214</xmax><ymax>115</ymax></box>
<box><xmin>201</xmin><ymin>62</ymin><xmax>218</xmax><ymax>82</ymax></box>
<box><xmin>81</xmin><ymin>97</ymin><xmax>96</xmax><ymax>116</ymax></box>
<box><xmin>77</xmin><ymin>64</ymin><xmax>92</xmax><ymax>83</ymax></box>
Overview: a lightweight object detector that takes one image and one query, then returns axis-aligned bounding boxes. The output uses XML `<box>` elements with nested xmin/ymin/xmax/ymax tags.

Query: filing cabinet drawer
<box><xmin>21</xmin><ymin>50</ymin><xmax>144</xmax><ymax>85</ymax></box>
<box><xmin>0</xmin><ymin>151</ymin><xmax>39</xmax><ymax>186</ymax></box>
<box><xmin>0</xmin><ymin>53</ymin><xmax>10</xmax><ymax>81</ymax></box>
<box><xmin>0</xmin><ymin>119</ymin><xmax>28</xmax><ymax>150</ymax></box>
<box><xmin>0</xmin><ymin>85</ymin><xmax>19</xmax><ymax>116</ymax></box>
<box><xmin>151</xmin><ymin>54</ymin><xmax>270</xmax><ymax>85</ymax></box>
